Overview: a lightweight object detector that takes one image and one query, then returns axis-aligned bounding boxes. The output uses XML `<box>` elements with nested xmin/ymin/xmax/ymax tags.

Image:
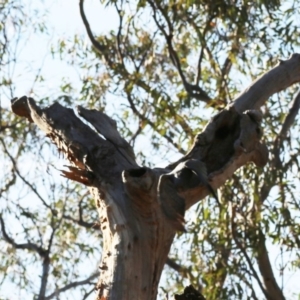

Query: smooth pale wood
<box><xmin>10</xmin><ymin>54</ymin><xmax>300</xmax><ymax>300</ymax></box>
<box><xmin>233</xmin><ymin>53</ymin><xmax>300</xmax><ymax>113</ymax></box>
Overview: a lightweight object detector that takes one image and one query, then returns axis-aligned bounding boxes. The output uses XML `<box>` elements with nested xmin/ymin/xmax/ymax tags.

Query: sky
<box><xmin>8</xmin><ymin>0</ymin><xmax>117</xmax><ymax>99</ymax></box>
<box><xmin>1</xmin><ymin>0</ymin><xmax>300</xmax><ymax>299</ymax></box>
<box><xmin>3</xmin><ymin>0</ymin><xmax>181</xmax><ymax>166</ymax></box>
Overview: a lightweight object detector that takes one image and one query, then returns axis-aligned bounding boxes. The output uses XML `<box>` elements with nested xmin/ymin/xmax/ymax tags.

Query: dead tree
<box><xmin>11</xmin><ymin>54</ymin><xmax>300</xmax><ymax>299</ymax></box>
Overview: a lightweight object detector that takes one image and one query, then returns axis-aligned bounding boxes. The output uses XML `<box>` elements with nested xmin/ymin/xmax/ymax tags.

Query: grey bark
<box><xmin>11</xmin><ymin>54</ymin><xmax>300</xmax><ymax>300</ymax></box>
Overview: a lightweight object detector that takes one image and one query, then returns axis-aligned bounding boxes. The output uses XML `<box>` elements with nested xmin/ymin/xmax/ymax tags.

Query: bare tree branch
<box><xmin>0</xmin><ymin>167</ymin><xmax>16</xmax><ymax>197</ymax></box>
<box><xmin>255</xmin><ymin>229</ymin><xmax>286</xmax><ymax>300</ymax></box>
<box><xmin>148</xmin><ymin>0</ymin><xmax>211</xmax><ymax>102</ymax></box>
<box><xmin>39</xmin><ymin>256</ymin><xmax>50</xmax><ymax>300</ymax></box>
<box><xmin>166</xmin><ymin>257</ymin><xmax>194</xmax><ymax>280</ymax></box>
<box><xmin>259</xmin><ymin>87</ymin><xmax>300</xmax><ymax>208</ymax></box>
<box><xmin>11</xmin><ymin>52</ymin><xmax>300</xmax><ymax>299</ymax></box>
<box><xmin>0</xmin><ymin>214</ymin><xmax>47</xmax><ymax>257</ymax></box>
<box><xmin>230</xmin><ymin>204</ymin><xmax>269</xmax><ymax>299</ymax></box>
<box><xmin>125</xmin><ymin>89</ymin><xmax>185</xmax><ymax>153</ymax></box>
<box><xmin>233</xmin><ymin>54</ymin><xmax>300</xmax><ymax>112</ymax></box>
<box><xmin>0</xmin><ymin>137</ymin><xmax>52</xmax><ymax>211</ymax></box>
<box><xmin>277</xmin><ymin>87</ymin><xmax>300</xmax><ymax>140</ymax></box>
<box><xmin>45</xmin><ymin>271</ymin><xmax>99</xmax><ymax>300</ymax></box>
<box><xmin>79</xmin><ymin>0</ymin><xmax>189</xmax><ymax>152</ymax></box>
<box><xmin>273</xmin><ymin>87</ymin><xmax>300</xmax><ymax>167</ymax></box>
<box><xmin>63</xmin><ymin>214</ymin><xmax>100</xmax><ymax>231</ymax></box>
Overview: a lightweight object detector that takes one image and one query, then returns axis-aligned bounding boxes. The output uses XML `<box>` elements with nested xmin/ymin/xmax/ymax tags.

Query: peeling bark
<box><xmin>11</xmin><ymin>53</ymin><xmax>300</xmax><ymax>299</ymax></box>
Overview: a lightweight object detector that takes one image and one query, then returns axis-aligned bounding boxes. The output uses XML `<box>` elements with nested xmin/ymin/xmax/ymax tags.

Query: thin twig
<box><xmin>166</xmin><ymin>257</ymin><xmax>194</xmax><ymax>280</ymax></box>
<box><xmin>0</xmin><ymin>214</ymin><xmax>47</xmax><ymax>257</ymax></box>
<box><xmin>148</xmin><ymin>0</ymin><xmax>211</xmax><ymax>102</ymax></box>
<box><xmin>0</xmin><ymin>138</ymin><xmax>53</xmax><ymax>211</ymax></box>
<box><xmin>125</xmin><ymin>90</ymin><xmax>184</xmax><ymax>153</ymax></box>
<box><xmin>45</xmin><ymin>272</ymin><xmax>99</xmax><ymax>300</ymax></box>
<box><xmin>273</xmin><ymin>87</ymin><xmax>300</xmax><ymax>167</ymax></box>
<box><xmin>79</xmin><ymin>0</ymin><xmax>187</xmax><ymax>151</ymax></box>
<box><xmin>230</xmin><ymin>204</ymin><xmax>270</xmax><ymax>299</ymax></box>
<box><xmin>63</xmin><ymin>214</ymin><xmax>101</xmax><ymax>231</ymax></box>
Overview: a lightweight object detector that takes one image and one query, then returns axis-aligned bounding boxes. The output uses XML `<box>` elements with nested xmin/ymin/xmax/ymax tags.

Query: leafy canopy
<box><xmin>0</xmin><ymin>0</ymin><xmax>300</xmax><ymax>299</ymax></box>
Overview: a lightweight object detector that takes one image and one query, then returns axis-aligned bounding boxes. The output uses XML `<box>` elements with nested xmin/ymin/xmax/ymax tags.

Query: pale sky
<box><xmin>2</xmin><ymin>0</ymin><xmax>300</xmax><ymax>299</ymax></box>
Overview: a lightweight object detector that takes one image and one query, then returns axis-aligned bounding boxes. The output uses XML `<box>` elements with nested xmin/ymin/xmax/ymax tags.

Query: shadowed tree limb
<box><xmin>79</xmin><ymin>0</ymin><xmax>190</xmax><ymax>152</ymax></box>
<box><xmin>63</xmin><ymin>214</ymin><xmax>100</xmax><ymax>231</ymax></box>
<box><xmin>233</xmin><ymin>54</ymin><xmax>300</xmax><ymax>113</ymax></box>
<box><xmin>148</xmin><ymin>0</ymin><xmax>211</xmax><ymax>102</ymax></box>
<box><xmin>0</xmin><ymin>214</ymin><xmax>48</xmax><ymax>257</ymax></box>
<box><xmin>10</xmin><ymin>53</ymin><xmax>300</xmax><ymax>300</ymax></box>
<box><xmin>45</xmin><ymin>271</ymin><xmax>99</xmax><ymax>300</ymax></box>
<box><xmin>166</xmin><ymin>258</ymin><xmax>195</xmax><ymax>281</ymax></box>
<box><xmin>0</xmin><ymin>213</ymin><xmax>51</xmax><ymax>300</ymax></box>
<box><xmin>255</xmin><ymin>229</ymin><xmax>286</xmax><ymax>300</ymax></box>
<box><xmin>125</xmin><ymin>89</ymin><xmax>185</xmax><ymax>153</ymax></box>
<box><xmin>273</xmin><ymin>87</ymin><xmax>300</xmax><ymax>168</ymax></box>
<box><xmin>230</xmin><ymin>204</ymin><xmax>270</xmax><ymax>300</ymax></box>
<box><xmin>0</xmin><ymin>137</ymin><xmax>52</xmax><ymax>211</ymax></box>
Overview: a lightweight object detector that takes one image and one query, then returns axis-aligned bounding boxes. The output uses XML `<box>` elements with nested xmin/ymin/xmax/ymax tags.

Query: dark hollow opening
<box><xmin>128</xmin><ymin>167</ymin><xmax>147</xmax><ymax>177</ymax></box>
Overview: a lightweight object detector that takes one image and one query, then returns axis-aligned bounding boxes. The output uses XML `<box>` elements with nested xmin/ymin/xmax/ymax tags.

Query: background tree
<box><xmin>1</xmin><ymin>0</ymin><xmax>300</xmax><ymax>299</ymax></box>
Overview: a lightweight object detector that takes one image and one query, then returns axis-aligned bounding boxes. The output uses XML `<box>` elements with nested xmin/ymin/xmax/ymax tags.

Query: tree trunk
<box><xmin>11</xmin><ymin>54</ymin><xmax>300</xmax><ymax>300</ymax></box>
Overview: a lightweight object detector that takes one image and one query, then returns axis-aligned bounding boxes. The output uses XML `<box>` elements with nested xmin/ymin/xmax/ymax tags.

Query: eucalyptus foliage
<box><xmin>0</xmin><ymin>0</ymin><xmax>300</xmax><ymax>299</ymax></box>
